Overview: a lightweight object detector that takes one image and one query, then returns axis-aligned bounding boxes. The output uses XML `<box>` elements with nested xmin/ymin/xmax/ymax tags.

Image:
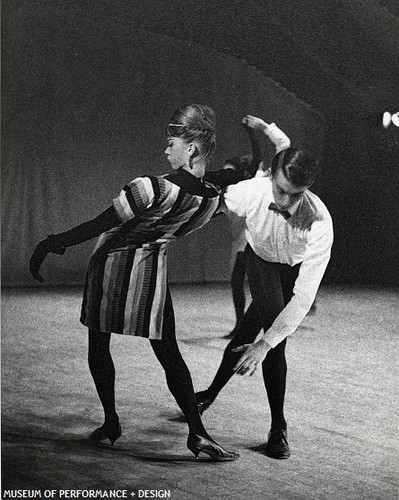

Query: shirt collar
<box><xmin>269</xmin><ymin>194</ymin><xmax>302</xmax><ymax>219</ymax></box>
<box><xmin>287</xmin><ymin>198</ymin><xmax>302</xmax><ymax>217</ymax></box>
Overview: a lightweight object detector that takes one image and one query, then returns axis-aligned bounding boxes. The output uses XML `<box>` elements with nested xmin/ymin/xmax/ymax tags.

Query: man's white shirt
<box><xmin>222</xmin><ymin>176</ymin><xmax>333</xmax><ymax>348</ymax></box>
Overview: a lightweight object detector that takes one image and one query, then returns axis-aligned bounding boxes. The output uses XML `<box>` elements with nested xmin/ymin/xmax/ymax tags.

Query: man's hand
<box><xmin>232</xmin><ymin>339</ymin><xmax>272</xmax><ymax>376</ymax></box>
<box><xmin>242</xmin><ymin>115</ymin><xmax>268</xmax><ymax>131</ymax></box>
<box><xmin>243</xmin><ymin>115</ymin><xmax>291</xmax><ymax>153</ymax></box>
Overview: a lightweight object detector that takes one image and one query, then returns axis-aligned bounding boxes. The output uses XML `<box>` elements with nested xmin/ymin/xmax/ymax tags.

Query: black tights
<box><xmin>206</xmin><ymin>246</ymin><xmax>300</xmax><ymax>431</ymax></box>
<box><xmin>230</xmin><ymin>251</ymin><xmax>246</xmax><ymax>328</ymax></box>
<box><xmin>206</xmin><ymin>303</ymin><xmax>287</xmax><ymax>431</ymax></box>
<box><xmin>88</xmin><ymin>330</ymin><xmax>117</xmax><ymax>423</ymax></box>
<box><xmin>88</xmin><ymin>288</ymin><xmax>208</xmax><ymax>437</ymax></box>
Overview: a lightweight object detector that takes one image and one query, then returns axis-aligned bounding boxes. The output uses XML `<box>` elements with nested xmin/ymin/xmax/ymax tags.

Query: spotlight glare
<box><xmin>382</xmin><ymin>111</ymin><xmax>391</xmax><ymax>128</ymax></box>
<box><xmin>391</xmin><ymin>112</ymin><xmax>399</xmax><ymax>127</ymax></box>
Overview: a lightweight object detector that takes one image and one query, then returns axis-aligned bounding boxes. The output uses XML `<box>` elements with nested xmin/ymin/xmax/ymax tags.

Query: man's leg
<box><xmin>226</xmin><ymin>251</ymin><xmax>246</xmax><ymax>337</ymax></box>
<box><xmin>198</xmin><ymin>243</ymin><xmax>284</xmax><ymax>408</ymax></box>
<box><xmin>245</xmin><ymin>245</ymin><xmax>299</xmax><ymax>458</ymax></box>
<box><xmin>201</xmin><ymin>301</ymin><xmax>262</xmax><ymax>406</ymax></box>
<box><xmin>245</xmin><ymin>247</ymin><xmax>287</xmax><ymax>426</ymax></box>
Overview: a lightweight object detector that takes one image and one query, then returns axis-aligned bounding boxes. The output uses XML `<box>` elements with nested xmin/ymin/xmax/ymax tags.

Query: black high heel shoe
<box><xmin>90</xmin><ymin>420</ymin><xmax>122</xmax><ymax>446</ymax></box>
<box><xmin>195</xmin><ymin>391</ymin><xmax>213</xmax><ymax>416</ymax></box>
<box><xmin>187</xmin><ymin>434</ymin><xmax>239</xmax><ymax>461</ymax></box>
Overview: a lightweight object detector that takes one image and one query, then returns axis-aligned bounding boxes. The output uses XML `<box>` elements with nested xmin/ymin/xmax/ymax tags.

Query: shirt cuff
<box><xmin>261</xmin><ymin>330</ymin><xmax>285</xmax><ymax>349</ymax></box>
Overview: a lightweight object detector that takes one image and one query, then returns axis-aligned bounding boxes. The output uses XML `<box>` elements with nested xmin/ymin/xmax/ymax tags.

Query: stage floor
<box><xmin>2</xmin><ymin>283</ymin><xmax>398</xmax><ymax>499</ymax></box>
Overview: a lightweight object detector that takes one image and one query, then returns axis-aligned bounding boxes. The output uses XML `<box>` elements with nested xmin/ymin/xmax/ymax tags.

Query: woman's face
<box><xmin>165</xmin><ymin>136</ymin><xmax>191</xmax><ymax>170</ymax></box>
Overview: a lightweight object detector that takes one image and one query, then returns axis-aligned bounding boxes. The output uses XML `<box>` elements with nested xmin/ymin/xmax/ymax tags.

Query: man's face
<box><xmin>271</xmin><ymin>168</ymin><xmax>311</xmax><ymax>211</ymax></box>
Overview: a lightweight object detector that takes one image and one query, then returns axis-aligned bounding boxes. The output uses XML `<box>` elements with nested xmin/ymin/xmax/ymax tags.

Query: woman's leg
<box><xmin>150</xmin><ymin>288</ymin><xmax>208</xmax><ymax>437</ymax></box>
<box><xmin>88</xmin><ymin>329</ymin><xmax>118</xmax><ymax>423</ymax></box>
<box><xmin>150</xmin><ymin>288</ymin><xmax>239</xmax><ymax>460</ymax></box>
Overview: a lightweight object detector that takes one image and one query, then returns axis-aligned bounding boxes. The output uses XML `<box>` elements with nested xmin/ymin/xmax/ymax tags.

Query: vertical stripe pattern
<box><xmin>81</xmin><ymin>175</ymin><xmax>219</xmax><ymax>339</ymax></box>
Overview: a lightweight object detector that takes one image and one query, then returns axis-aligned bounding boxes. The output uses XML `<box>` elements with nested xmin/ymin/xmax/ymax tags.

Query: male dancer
<box><xmin>197</xmin><ymin>115</ymin><xmax>333</xmax><ymax>459</ymax></box>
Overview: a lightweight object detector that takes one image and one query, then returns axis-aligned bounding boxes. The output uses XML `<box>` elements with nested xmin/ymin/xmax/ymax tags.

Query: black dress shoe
<box><xmin>264</xmin><ymin>429</ymin><xmax>291</xmax><ymax>459</ymax></box>
<box><xmin>195</xmin><ymin>391</ymin><xmax>213</xmax><ymax>415</ymax></box>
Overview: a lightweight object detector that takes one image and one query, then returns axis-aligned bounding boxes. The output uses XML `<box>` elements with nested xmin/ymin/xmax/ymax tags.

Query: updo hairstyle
<box><xmin>166</xmin><ymin>104</ymin><xmax>216</xmax><ymax>157</ymax></box>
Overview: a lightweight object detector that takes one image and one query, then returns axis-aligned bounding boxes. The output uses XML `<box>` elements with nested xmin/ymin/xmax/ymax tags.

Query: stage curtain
<box><xmin>2</xmin><ymin>4</ymin><xmax>324</xmax><ymax>286</ymax></box>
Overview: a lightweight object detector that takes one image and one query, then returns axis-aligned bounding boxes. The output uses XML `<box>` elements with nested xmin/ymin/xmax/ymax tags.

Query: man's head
<box><xmin>223</xmin><ymin>154</ymin><xmax>250</xmax><ymax>169</ymax></box>
<box><xmin>223</xmin><ymin>154</ymin><xmax>261</xmax><ymax>179</ymax></box>
<box><xmin>270</xmin><ymin>148</ymin><xmax>317</xmax><ymax>211</ymax></box>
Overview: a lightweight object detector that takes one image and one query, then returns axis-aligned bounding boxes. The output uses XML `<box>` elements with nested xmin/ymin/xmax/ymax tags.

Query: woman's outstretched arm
<box><xmin>29</xmin><ymin>206</ymin><xmax>120</xmax><ymax>282</ymax></box>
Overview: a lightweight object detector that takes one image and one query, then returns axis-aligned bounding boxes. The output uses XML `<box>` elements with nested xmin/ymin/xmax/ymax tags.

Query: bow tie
<box><xmin>268</xmin><ymin>202</ymin><xmax>291</xmax><ymax>220</ymax></box>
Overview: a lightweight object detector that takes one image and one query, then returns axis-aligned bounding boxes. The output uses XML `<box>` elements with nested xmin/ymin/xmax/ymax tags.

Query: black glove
<box><xmin>29</xmin><ymin>235</ymin><xmax>66</xmax><ymax>283</ymax></box>
<box><xmin>28</xmin><ymin>207</ymin><xmax>120</xmax><ymax>282</ymax></box>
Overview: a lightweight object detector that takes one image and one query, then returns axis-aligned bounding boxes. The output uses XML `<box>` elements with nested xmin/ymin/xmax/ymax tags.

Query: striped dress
<box><xmin>80</xmin><ymin>169</ymin><xmax>222</xmax><ymax>340</ymax></box>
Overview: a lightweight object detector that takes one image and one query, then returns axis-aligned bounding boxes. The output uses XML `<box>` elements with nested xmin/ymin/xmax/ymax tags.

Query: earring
<box><xmin>188</xmin><ymin>156</ymin><xmax>194</xmax><ymax>169</ymax></box>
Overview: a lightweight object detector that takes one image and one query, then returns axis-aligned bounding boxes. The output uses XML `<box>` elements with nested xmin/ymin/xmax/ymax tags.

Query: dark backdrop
<box><xmin>1</xmin><ymin>2</ymin><xmax>324</xmax><ymax>286</ymax></box>
<box><xmin>2</xmin><ymin>1</ymin><xmax>398</xmax><ymax>286</ymax></box>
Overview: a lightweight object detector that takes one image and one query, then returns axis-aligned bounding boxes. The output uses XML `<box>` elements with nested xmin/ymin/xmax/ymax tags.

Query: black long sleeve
<box><xmin>54</xmin><ymin>206</ymin><xmax>120</xmax><ymax>248</ymax></box>
<box><xmin>204</xmin><ymin>125</ymin><xmax>262</xmax><ymax>189</ymax></box>
<box><xmin>204</xmin><ymin>168</ymin><xmax>243</xmax><ymax>189</ymax></box>
<box><xmin>29</xmin><ymin>206</ymin><xmax>121</xmax><ymax>282</ymax></box>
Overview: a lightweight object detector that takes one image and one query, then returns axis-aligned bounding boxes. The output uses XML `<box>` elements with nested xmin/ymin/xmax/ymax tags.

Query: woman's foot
<box><xmin>90</xmin><ymin>418</ymin><xmax>122</xmax><ymax>446</ymax></box>
<box><xmin>187</xmin><ymin>433</ymin><xmax>239</xmax><ymax>461</ymax></box>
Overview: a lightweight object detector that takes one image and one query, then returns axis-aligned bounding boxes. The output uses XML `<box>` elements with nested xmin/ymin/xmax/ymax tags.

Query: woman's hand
<box><xmin>29</xmin><ymin>240</ymin><xmax>51</xmax><ymax>283</ymax></box>
<box><xmin>29</xmin><ymin>235</ymin><xmax>65</xmax><ymax>283</ymax></box>
<box><xmin>232</xmin><ymin>339</ymin><xmax>271</xmax><ymax>376</ymax></box>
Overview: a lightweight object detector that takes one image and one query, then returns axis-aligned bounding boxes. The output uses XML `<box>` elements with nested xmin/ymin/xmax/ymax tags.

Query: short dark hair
<box><xmin>223</xmin><ymin>154</ymin><xmax>255</xmax><ymax>179</ymax></box>
<box><xmin>224</xmin><ymin>154</ymin><xmax>252</xmax><ymax>170</ymax></box>
<box><xmin>166</xmin><ymin>104</ymin><xmax>216</xmax><ymax>157</ymax></box>
<box><xmin>271</xmin><ymin>148</ymin><xmax>317</xmax><ymax>187</ymax></box>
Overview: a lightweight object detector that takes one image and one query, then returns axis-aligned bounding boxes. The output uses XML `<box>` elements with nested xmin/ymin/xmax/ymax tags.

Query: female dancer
<box><xmin>29</xmin><ymin>104</ymin><xmax>241</xmax><ymax>461</ymax></box>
